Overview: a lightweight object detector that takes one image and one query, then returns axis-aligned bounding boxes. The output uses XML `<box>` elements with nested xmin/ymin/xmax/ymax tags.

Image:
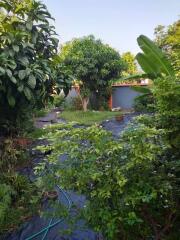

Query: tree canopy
<box><xmin>60</xmin><ymin>35</ymin><xmax>126</xmax><ymax>110</ymax></box>
<box><xmin>0</xmin><ymin>0</ymin><xmax>72</xmax><ymax>134</ymax></box>
<box><xmin>154</xmin><ymin>19</ymin><xmax>180</xmax><ymax>77</ymax></box>
<box><xmin>121</xmin><ymin>52</ymin><xmax>138</xmax><ymax>76</ymax></box>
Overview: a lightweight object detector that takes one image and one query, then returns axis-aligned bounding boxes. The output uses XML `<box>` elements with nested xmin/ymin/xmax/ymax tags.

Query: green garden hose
<box><xmin>25</xmin><ymin>182</ymin><xmax>72</xmax><ymax>240</ymax></box>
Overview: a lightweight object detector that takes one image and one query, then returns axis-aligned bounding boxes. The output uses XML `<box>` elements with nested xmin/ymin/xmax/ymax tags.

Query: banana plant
<box><xmin>136</xmin><ymin>35</ymin><xmax>174</xmax><ymax>78</ymax></box>
<box><xmin>119</xmin><ymin>35</ymin><xmax>175</xmax><ymax>82</ymax></box>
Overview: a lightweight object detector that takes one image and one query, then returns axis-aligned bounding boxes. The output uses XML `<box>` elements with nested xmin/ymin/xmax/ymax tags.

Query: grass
<box><xmin>60</xmin><ymin>110</ymin><xmax>121</xmax><ymax>125</ymax></box>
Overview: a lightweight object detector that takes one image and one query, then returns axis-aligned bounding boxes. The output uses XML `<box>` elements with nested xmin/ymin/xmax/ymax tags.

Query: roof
<box><xmin>112</xmin><ymin>83</ymin><xmax>148</xmax><ymax>87</ymax></box>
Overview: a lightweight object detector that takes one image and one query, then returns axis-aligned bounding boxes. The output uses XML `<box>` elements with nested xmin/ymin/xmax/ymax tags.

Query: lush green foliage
<box><xmin>154</xmin><ymin>19</ymin><xmax>180</xmax><ymax>77</ymax></box>
<box><xmin>124</xmin><ymin>35</ymin><xmax>175</xmax><ymax>82</ymax></box>
<box><xmin>133</xmin><ymin>93</ymin><xmax>155</xmax><ymax>113</ymax></box>
<box><xmin>0</xmin><ymin>138</ymin><xmax>27</xmax><ymax>171</ymax></box>
<box><xmin>153</xmin><ymin>76</ymin><xmax>180</xmax><ymax>149</ymax></box>
<box><xmin>131</xmin><ymin>86</ymin><xmax>155</xmax><ymax>113</ymax></box>
<box><xmin>60</xmin><ymin>110</ymin><xmax>120</xmax><ymax>125</ymax></box>
<box><xmin>60</xmin><ymin>35</ymin><xmax>126</xmax><ymax>110</ymax></box>
<box><xmin>35</xmin><ymin>35</ymin><xmax>180</xmax><ymax>239</ymax></box>
<box><xmin>0</xmin><ymin>173</ymin><xmax>40</xmax><ymax>235</ymax></box>
<box><xmin>136</xmin><ymin>35</ymin><xmax>174</xmax><ymax>78</ymax></box>
<box><xmin>52</xmin><ymin>94</ymin><xmax>65</xmax><ymax>108</ymax></box>
<box><xmin>0</xmin><ymin>0</ymin><xmax>71</xmax><ymax>135</ymax></box>
<box><xmin>0</xmin><ymin>138</ymin><xmax>40</xmax><ymax>235</ymax></box>
<box><xmin>35</xmin><ymin>114</ymin><xmax>179</xmax><ymax>239</ymax></box>
<box><xmin>121</xmin><ymin>52</ymin><xmax>138</xmax><ymax>76</ymax></box>
<box><xmin>0</xmin><ymin>0</ymin><xmax>58</xmax><ymax>104</ymax></box>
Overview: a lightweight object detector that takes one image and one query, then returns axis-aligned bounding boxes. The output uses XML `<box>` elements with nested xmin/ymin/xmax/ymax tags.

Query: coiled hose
<box><xmin>25</xmin><ymin>162</ymin><xmax>72</xmax><ymax>240</ymax></box>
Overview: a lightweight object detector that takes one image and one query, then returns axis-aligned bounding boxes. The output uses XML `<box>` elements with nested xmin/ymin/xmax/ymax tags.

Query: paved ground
<box><xmin>101</xmin><ymin>112</ymin><xmax>139</xmax><ymax>137</ymax></box>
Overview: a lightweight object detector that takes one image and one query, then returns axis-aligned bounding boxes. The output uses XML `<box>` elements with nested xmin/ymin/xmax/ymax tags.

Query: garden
<box><xmin>0</xmin><ymin>1</ymin><xmax>179</xmax><ymax>240</ymax></box>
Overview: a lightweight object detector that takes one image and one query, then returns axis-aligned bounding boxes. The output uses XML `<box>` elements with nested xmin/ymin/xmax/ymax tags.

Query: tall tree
<box><xmin>121</xmin><ymin>51</ymin><xmax>138</xmax><ymax>76</ymax></box>
<box><xmin>154</xmin><ymin>19</ymin><xmax>180</xmax><ymax>77</ymax></box>
<box><xmin>0</xmin><ymin>0</ymin><xmax>70</xmax><ymax>135</ymax></box>
<box><xmin>60</xmin><ymin>35</ymin><xmax>126</xmax><ymax>111</ymax></box>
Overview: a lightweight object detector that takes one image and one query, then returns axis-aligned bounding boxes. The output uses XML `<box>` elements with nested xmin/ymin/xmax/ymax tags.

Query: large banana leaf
<box><xmin>136</xmin><ymin>53</ymin><xmax>160</xmax><ymax>78</ymax></box>
<box><xmin>137</xmin><ymin>35</ymin><xmax>174</xmax><ymax>77</ymax></box>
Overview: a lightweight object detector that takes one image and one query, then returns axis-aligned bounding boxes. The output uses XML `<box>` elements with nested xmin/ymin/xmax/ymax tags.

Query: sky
<box><xmin>42</xmin><ymin>0</ymin><xmax>179</xmax><ymax>54</ymax></box>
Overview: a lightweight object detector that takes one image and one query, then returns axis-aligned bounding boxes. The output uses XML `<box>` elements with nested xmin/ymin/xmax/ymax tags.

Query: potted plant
<box><xmin>44</xmin><ymin>190</ymin><xmax>58</xmax><ymax>200</ymax></box>
<box><xmin>115</xmin><ymin>114</ymin><xmax>124</xmax><ymax>122</ymax></box>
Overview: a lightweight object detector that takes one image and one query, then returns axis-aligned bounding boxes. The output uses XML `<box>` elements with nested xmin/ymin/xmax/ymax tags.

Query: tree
<box><xmin>121</xmin><ymin>52</ymin><xmax>138</xmax><ymax>76</ymax></box>
<box><xmin>60</xmin><ymin>35</ymin><xmax>126</xmax><ymax>111</ymax></box>
<box><xmin>0</xmin><ymin>0</ymin><xmax>70</xmax><ymax>135</ymax></box>
<box><xmin>154</xmin><ymin>19</ymin><xmax>180</xmax><ymax>77</ymax></box>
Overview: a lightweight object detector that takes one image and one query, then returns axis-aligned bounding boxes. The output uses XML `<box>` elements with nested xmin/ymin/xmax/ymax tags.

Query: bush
<box><xmin>0</xmin><ymin>173</ymin><xmax>40</xmax><ymax>235</ymax></box>
<box><xmin>53</xmin><ymin>94</ymin><xmax>65</xmax><ymax>108</ymax></box>
<box><xmin>134</xmin><ymin>94</ymin><xmax>155</xmax><ymax>112</ymax></box>
<box><xmin>35</xmin><ymin>120</ymin><xmax>180</xmax><ymax>239</ymax></box>
<box><xmin>0</xmin><ymin>0</ymin><xmax>59</xmax><ymax>136</ymax></box>
<box><xmin>0</xmin><ymin>138</ymin><xmax>41</xmax><ymax>236</ymax></box>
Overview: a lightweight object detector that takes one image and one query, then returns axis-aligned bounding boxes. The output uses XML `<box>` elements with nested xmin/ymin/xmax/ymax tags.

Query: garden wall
<box><xmin>112</xmin><ymin>84</ymin><xmax>148</xmax><ymax>109</ymax></box>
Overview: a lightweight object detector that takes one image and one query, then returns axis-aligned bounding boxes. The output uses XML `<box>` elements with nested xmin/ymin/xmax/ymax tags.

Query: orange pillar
<box><xmin>108</xmin><ymin>95</ymin><xmax>112</xmax><ymax>110</ymax></box>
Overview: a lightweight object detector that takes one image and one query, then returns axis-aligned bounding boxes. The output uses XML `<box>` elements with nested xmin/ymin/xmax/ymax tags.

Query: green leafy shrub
<box><xmin>153</xmin><ymin>76</ymin><xmax>180</xmax><ymax>149</ymax></box>
<box><xmin>53</xmin><ymin>94</ymin><xmax>65</xmax><ymax>108</ymax></box>
<box><xmin>60</xmin><ymin>35</ymin><xmax>126</xmax><ymax>111</ymax></box>
<box><xmin>0</xmin><ymin>138</ymin><xmax>28</xmax><ymax>172</ymax></box>
<box><xmin>0</xmin><ymin>138</ymin><xmax>41</xmax><ymax>236</ymax></box>
<box><xmin>33</xmin><ymin>34</ymin><xmax>180</xmax><ymax>240</ymax></box>
<box><xmin>35</xmin><ymin>120</ymin><xmax>179</xmax><ymax>239</ymax></box>
<box><xmin>134</xmin><ymin>94</ymin><xmax>155</xmax><ymax>112</ymax></box>
<box><xmin>0</xmin><ymin>173</ymin><xmax>40</xmax><ymax>235</ymax></box>
<box><xmin>0</xmin><ymin>0</ymin><xmax>72</xmax><ymax>135</ymax></box>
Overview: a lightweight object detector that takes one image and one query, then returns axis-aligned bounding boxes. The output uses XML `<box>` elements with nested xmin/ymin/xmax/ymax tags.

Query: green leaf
<box><xmin>7</xmin><ymin>95</ymin><xmax>15</xmax><ymax>107</ymax></box>
<box><xmin>137</xmin><ymin>35</ymin><xmax>174</xmax><ymax>77</ymax></box>
<box><xmin>10</xmin><ymin>76</ymin><xmax>17</xmax><ymax>84</ymax></box>
<box><xmin>18</xmin><ymin>70</ymin><xmax>26</xmax><ymax>80</ymax></box>
<box><xmin>18</xmin><ymin>57</ymin><xmax>29</xmax><ymax>66</ymax></box>
<box><xmin>24</xmin><ymin>87</ymin><xmax>32</xmax><ymax>100</ymax></box>
<box><xmin>136</xmin><ymin>53</ymin><xmax>158</xmax><ymax>78</ymax></box>
<box><xmin>26</xmin><ymin>21</ymin><xmax>33</xmax><ymax>31</ymax></box>
<box><xmin>12</xmin><ymin>45</ymin><xmax>19</xmax><ymax>52</ymax></box>
<box><xmin>6</xmin><ymin>69</ymin><xmax>12</xmax><ymax>78</ymax></box>
<box><xmin>0</xmin><ymin>67</ymin><xmax>5</xmax><ymax>74</ymax></box>
<box><xmin>17</xmin><ymin>85</ymin><xmax>24</xmax><ymax>92</ymax></box>
<box><xmin>28</xmin><ymin>75</ymin><xmax>36</xmax><ymax>89</ymax></box>
<box><xmin>7</xmin><ymin>60</ymin><xmax>17</xmax><ymax>70</ymax></box>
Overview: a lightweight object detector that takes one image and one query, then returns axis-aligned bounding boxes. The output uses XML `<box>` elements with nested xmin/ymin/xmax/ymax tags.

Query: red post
<box><xmin>108</xmin><ymin>95</ymin><xmax>112</xmax><ymax>110</ymax></box>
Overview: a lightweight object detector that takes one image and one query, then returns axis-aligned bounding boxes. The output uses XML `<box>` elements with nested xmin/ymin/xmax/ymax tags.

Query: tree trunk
<box><xmin>82</xmin><ymin>97</ymin><xmax>89</xmax><ymax>112</ymax></box>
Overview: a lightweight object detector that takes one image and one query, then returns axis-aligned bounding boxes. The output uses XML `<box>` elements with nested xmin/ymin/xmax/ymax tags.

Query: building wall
<box><xmin>112</xmin><ymin>86</ymin><xmax>141</xmax><ymax>109</ymax></box>
<box><xmin>67</xmin><ymin>85</ymin><xmax>146</xmax><ymax>110</ymax></box>
<box><xmin>66</xmin><ymin>87</ymin><xmax>79</xmax><ymax>102</ymax></box>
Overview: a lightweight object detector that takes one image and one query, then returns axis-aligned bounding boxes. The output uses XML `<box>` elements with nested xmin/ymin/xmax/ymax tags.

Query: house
<box><xmin>110</xmin><ymin>81</ymin><xmax>149</xmax><ymax>110</ymax></box>
<box><xmin>66</xmin><ymin>80</ymin><xmax>149</xmax><ymax>110</ymax></box>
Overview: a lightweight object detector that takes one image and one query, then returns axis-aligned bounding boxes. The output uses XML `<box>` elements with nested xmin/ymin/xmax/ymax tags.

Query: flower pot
<box><xmin>44</xmin><ymin>190</ymin><xmax>58</xmax><ymax>200</ymax></box>
<box><xmin>115</xmin><ymin>115</ymin><xmax>124</xmax><ymax>122</ymax></box>
<box><xmin>14</xmin><ymin>138</ymin><xmax>32</xmax><ymax>148</ymax></box>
